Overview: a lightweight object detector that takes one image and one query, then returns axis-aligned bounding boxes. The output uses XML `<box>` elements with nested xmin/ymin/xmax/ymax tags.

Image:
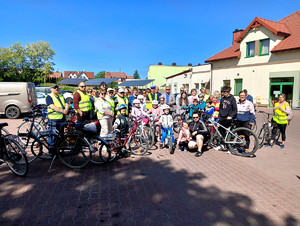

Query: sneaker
<box><xmin>184</xmin><ymin>147</ymin><xmax>188</xmax><ymax>152</ymax></box>
<box><xmin>160</xmin><ymin>144</ymin><xmax>163</xmax><ymax>149</ymax></box>
<box><xmin>178</xmin><ymin>147</ymin><xmax>183</xmax><ymax>152</ymax></box>
<box><xmin>265</xmin><ymin>144</ymin><xmax>272</xmax><ymax>148</ymax></box>
<box><xmin>281</xmin><ymin>145</ymin><xmax>285</xmax><ymax>149</ymax></box>
<box><xmin>214</xmin><ymin>144</ymin><xmax>225</xmax><ymax>151</ymax></box>
<box><xmin>226</xmin><ymin>151</ymin><xmax>232</xmax><ymax>155</ymax></box>
<box><xmin>195</xmin><ymin>151</ymin><xmax>202</xmax><ymax>157</ymax></box>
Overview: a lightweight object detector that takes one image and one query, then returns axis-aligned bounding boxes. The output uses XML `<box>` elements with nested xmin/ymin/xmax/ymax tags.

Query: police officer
<box><xmin>114</xmin><ymin>88</ymin><xmax>129</xmax><ymax>116</ymax></box>
<box><xmin>146</xmin><ymin>86</ymin><xmax>158</xmax><ymax>110</ymax></box>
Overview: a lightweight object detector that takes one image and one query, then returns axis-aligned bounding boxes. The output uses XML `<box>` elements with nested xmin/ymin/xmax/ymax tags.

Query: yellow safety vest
<box><xmin>47</xmin><ymin>93</ymin><xmax>66</xmax><ymax>120</ymax></box>
<box><xmin>204</xmin><ymin>94</ymin><xmax>210</xmax><ymax>102</ymax></box>
<box><xmin>212</xmin><ymin>102</ymin><xmax>220</xmax><ymax>118</ymax></box>
<box><xmin>116</xmin><ymin>95</ymin><xmax>128</xmax><ymax>115</ymax></box>
<box><xmin>146</xmin><ymin>93</ymin><xmax>157</xmax><ymax>110</ymax></box>
<box><xmin>76</xmin><ymin>90</ymin><xmax>92</xmax><ymax>112</ymax></box>
<box><xmin>105</xmin><ymin>96</ymin><xmax>115</xmax><ymax>116</ymax></box>
<box><xmin>95</xmin><ymin>98</ymin><xmax>108</xmax><ymax>119</ymax></box>
<box><xmin>273</xmin><ymin>102</ymin><xmax>289</xmax><ymax>124</ymax></box>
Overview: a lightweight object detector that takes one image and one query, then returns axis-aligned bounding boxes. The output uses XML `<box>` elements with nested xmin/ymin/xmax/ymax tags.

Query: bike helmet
<box><xmin>133</xmin><ymin>99</ymin><xmax>140</xmax><ymax>104</ymax></box>
<box><xmin>137</xmin><ymin>95</ymin><xmax>144</xmax><ymax>99</ymax></box>
<box><xmin>152</xmin><ymin>100</ymin><xmax>159</xmax><ymax>105</ymax></box>
<box><xmin>118</xmin><ymin>104</ymin><xmax>127</xmax><ymax>110</ymax></box>
<box><xmin>161</xmin><ymin>104</ymin><xmax>170</xmax><ymax>110</ymax></box>
<box><xmin>159</xmin><ymin>96</ymin><xmax>165</xmax><ymax>99</ymax></box>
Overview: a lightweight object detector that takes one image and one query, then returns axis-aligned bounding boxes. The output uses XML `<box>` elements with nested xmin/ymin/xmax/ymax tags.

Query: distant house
<box><xmin>105</xmin><ymin>72</ymin><xmax>132</xmax><ymax>83</ymax></box>
<box><xmin>64</xmin><ymin>71</ymin><xmax>94</xmax><ymax>80</ymax></box>
<box><xmin>49</xmin><ymin>71</ymin><xmax>63</xmax><ymax>79</ymax></box>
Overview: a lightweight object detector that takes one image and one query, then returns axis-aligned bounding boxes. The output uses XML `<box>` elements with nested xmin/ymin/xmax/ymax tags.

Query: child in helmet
<box><xmin>159</xmin><ymin>104</ymin><xmax>175</xmax><ymax>151</ymax></box>
<box><xmin>147</xmin><ymin>100</ymin><xmax>162</xmax><ymax>135</ymax></box>
<box><xmin>137</xmin><ymin>95</ymin><xmax>146</xmax><ymax>111</ymax></box>
<box><xmin>113</xmin><ymin>104</ymin><xmax>129</xmax><ymax>135</ymax></box>
<box><xmin>131</xmin><ymin>99</ymin><xmax>148</xmax><ymax>124</ymax></box>
<box><xmin>159</xmin><ymin>96</ymin><xmax>165</xmax><ymax>107</ymax></box>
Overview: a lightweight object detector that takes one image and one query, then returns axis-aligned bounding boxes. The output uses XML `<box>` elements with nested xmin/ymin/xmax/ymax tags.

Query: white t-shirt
<box><xmin>95</xmin><ymin>97</ymin><xmax>112</xmax><ymax>119</ymax></box>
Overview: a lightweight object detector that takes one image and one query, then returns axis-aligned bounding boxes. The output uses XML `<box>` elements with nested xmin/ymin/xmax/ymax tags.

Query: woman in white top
<box><xmin>176</xmin><ymin>92</ymin><xmax>189</xmax><ymax>114</ymax></box>
<box><xmin>94</xmin><ymin>89</ymin><xmax>114</xmax><ymax>137</ymax></box>
<box><xmin>188</xmin><ymin>89</ymin><xmax>198</xmax><ymax>105</ymax></box>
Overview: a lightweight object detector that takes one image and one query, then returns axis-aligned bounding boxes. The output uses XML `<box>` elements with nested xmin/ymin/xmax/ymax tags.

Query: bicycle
<box><xmin>205</xmin><ymin>116</ymin><xmax>259</xmax><ymax>157</ymax></box>
<box><xmin>0</xmin><ymin>123</ymin><xmax>28</xmax><ymax>176</ymax></box>
<box><xmin>148</xmin><ymin>114</ymin><xmax>161</xmax><ymax>143</ymax></box>
<box><xmin>173</xmin><ymin>107</ymin><xmax>191</xmax><ymax>133</ymax></box>
<box><xmin>256</xmin><ymin>111</ymin><xmax>280</xmax><ymax>149</ymax></box>
<box><xmin>161</xmin><ymin>126</ymin><xmax>175</xmax><ymax>154</ymax></box>
<box><xmin>133</xmin><ymin>116</ymin><xmax>155</xmax><ymax>148</ymax></box>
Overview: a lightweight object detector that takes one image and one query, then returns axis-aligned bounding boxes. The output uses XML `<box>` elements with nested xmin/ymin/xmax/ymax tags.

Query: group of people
<box><xmin>45</xmin><ymin>81</ymin><xmax>290</xmax><ymax>156</ymax></box>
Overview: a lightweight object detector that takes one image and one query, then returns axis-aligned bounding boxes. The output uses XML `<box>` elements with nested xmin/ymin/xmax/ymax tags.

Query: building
<box><xmin>147</xmin><ymin>63</ymin><xmax>191</xmax><ymax>90</ymax></box>
<box><xmin>105</xmin><ymin>72</ymin><xmax>133</xmax><ymax>83</ymax></box>
<box><xmin>205</xmin><ymin>11</ymin><xmax>300</xmax><ymax>108</ymax></box>
<box><xmin>64</xmin><ymin>71</ymin><xmax>94</xmax><ymax>80</ymax></box>
<box><xmin>48</xmin><ymin>71</ymin><xmax>63</xmax><ymax>79</ymax></box>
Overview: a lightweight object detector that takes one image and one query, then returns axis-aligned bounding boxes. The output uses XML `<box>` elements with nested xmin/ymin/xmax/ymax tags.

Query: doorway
<box><xmin>269</xmin><ymin>82</ymin><xmax>293</xmax><ymax>107</ymax></box>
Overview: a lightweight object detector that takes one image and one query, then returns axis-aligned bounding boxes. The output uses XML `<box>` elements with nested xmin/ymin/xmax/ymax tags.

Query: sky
<box><xmin>0</xmin><ymin>0</ymin><xmax>299</xmax><ymax>78</ymax></box>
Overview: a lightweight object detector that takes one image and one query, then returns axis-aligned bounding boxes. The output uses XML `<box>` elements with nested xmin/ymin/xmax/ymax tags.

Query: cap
<box><xmin>150</xmin><ymin>86</ymin><xmax>156</xmax><ymax>89</ymax></box>
<box><xmin>107</xmin><ymin>88</ymin><xmax>114</xmax><ymax>92</ymax></box>
<box><xmin>100</xmin><ymin>82</ymin><xmax>107</xmax><ymax>86</ymax></box>
<box><xmin>50</xmin><ymin>84</ymin><xmax>59</xmax><ymax>89</ymax></box>
<box><xmin>243</xmin><ymin>89</ymin><xmax>248</xmax><ymax>92</ymax></box>
<box><xmin>119</xmin><ymin>88</ymin><xmax>125</xmax><ymax>93</ymax></box>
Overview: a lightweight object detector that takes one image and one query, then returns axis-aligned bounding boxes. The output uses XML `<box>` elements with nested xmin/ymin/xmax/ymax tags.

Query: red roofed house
<box><xmin>205</xmin><ymin>11</ymin><xmax>300</xmax><ymax>108</ymax></box>
<box><xmin>64</xmin><ymin>71</ymin><xmax>94</xmax><ymax>80</ymax></box>
<box><xmin>105</xmin><ymin>72</ymin><xmax>132</xmax><ymax>83</ymax></box>
<box><xmin>49</xmin><ymin>71</ymin><xmax>63</xmax><ymax>79</ymax></box>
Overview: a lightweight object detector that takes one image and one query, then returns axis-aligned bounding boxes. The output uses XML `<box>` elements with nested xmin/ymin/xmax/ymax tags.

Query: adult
<box><xmin>213</xmin><ymin>90</ymin><xmax>221</xmax><ymax>102</ymax></box>
<box><xmin>188</xmin><ymin>88</ymin><xmax>198</xmax><ymax>105</ymax></box>
<box><xmin>243</xmin><ymin>89</ymin><xmax>253</xmax><ymax>103</ymax></box>
<box><xmin>267</xmin><ymin>93</ymin><xmax>290</xmax><ymax>149</ymax></box>
<box><xmin>114</xmin><ymin>88</ymin><xmax>129</xmax><ymax>116</ymax></box>
<box><xmin>155</xmin><ymin>86</ymin><xmax>162</xmax><ymax>99</ymax></box>
<box><xmin>73</xmin><ymin>81</ymin><xmax>93</xmax><ymax>123</ymax></box>
<box><xmin>215</xmin><ymin>86</ymin><xmax>237</xmax><ymax>151</ymax></box>
<box><xmin>95</xmin><ymin>89</ymin><xmax>114</xmax><ymax>137</ymax></box>
<box><xmin>142</xmin><ymin>90</ymin><xmax>147</xmax><ymax>100</ymax></box>
<box><xmin>236</xmin><ymin>91</ymin><xmax>255</xmax><ymax>149</ymax></box>
<box><xmin>176</xmin><ymin>87</ymin><xmax>185</xmax><ymax>108</ymax></box>
<box><xmin>200</xmin><ymin>88</ymin><xmax>210</xmax><ymax>102</ymax></box>
<box><xmin>176</xmin><ymin>91</ymin><xmax>189</xmax><ymax>114</ymax></box>
<box><xmin>188</xmin><ymin>112</ymin><xmax>208</xmax><ymax>157</ymax></box>
<box><xmin>128</xmin><ymin>87</ymin><xmax>139</xmax><ymax>107</ymax></box>
<box><xmin>161</xmin><ymin>86</ymin><xmax>176</xmax><ymax>112</ymax></box>
<box><xmin>87</xmin><ymin>87</ymin><xmax>97</xmax><ymax>120</ymax></box>
<box><xmin>146</xmin><ymin>86</ymin><xmax>159</xmax><ymax>110</ymax></box>
<box><xmin>100</xmin><ymin>82</ymin><xmax>107</xmax><ymax>91</ymax></box>
<box><xmin>106</xmin><ymin>88</ymin><xmax>116</xmax><ymax>118</ymax></box>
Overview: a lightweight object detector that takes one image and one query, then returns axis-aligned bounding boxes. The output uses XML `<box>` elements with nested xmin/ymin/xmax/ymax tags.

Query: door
<box><xmin>269</xmin><ymin>82</ymin><xmax>293</xmax><ymax>107</ymax></box>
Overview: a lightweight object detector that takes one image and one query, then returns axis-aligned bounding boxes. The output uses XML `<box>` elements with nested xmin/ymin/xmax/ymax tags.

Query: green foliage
<box><xmin>133</xmin><ymin>70</ymin><xmax>140</xmax><ymax>79</ymax></box>
<box><xmin>109</xmin><ymin>82</ymin><xmax>118</xmax><ymax>88</ymax></box>
<box><xmin>0</xmin><ymin>41</ymin><xmax>55</xmax><ymax>84</ymax></box>
<box><xmin>95</xmin><ymin>71</ymin><xmax>105</xmax><ymax>78</ymax></box>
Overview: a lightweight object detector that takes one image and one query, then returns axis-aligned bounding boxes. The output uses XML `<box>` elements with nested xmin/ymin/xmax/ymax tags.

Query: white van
<box><xmin>0</xmin><ymin>82</ymin><xmax>37</xmax><ymax>118</ymax></box>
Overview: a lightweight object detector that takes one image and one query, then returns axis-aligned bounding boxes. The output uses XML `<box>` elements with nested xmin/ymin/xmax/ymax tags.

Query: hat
<box><xmin>50</xmin><ymin>84</ymin><xmax>59</xmax><ymax>89</ymax></box>
<box><xmin>159</xmin><ymin>96</ymin><xmax>165</xmax><ymax>99</ymax></box>
<box><xmin>119</xmin><ymin>88</ymin><xmax>125</xmax><ymax>93</ymax></box>
<box><xmin>243</xmin><ymin>89</ymin><xmax>248</xmax><ymax>93</ymax></box>
<box><xmin>150</xmin><ymin>86</ymin><xmax>156</xmax><ymax>89</ymax></box>
<box><xmin>100</xmin><ymin>82</ymin><xmax>107</xmax><ymax>86</ymax></box>
<box><xmin>107</xmin><ymin>88</ymin><xmax>114</xmax><ymax>92</ymax></box>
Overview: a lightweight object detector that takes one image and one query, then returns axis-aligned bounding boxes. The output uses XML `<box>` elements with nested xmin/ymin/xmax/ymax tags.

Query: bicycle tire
<box><xmin>251</xmin><ymin>120</ymin><xmax>257</xmax><ymax>133</ymax></box>
<box><xmin>32</xmin><ymin>134</ymin><xmax>53</xmax><ymax>160</ymax></box>
<box><xmin>257</xmin><ymin>124</ymin><xmax>267</xmax><ymax>149</ymax></box>
<box><xmin>5</xmin><ymin>137</ymin><xmax>29</xmax><ymax>176</ymax></box>
<box><xmin>108</xmin><ymin>139</ymin><xmax>121</xmax><ymax>162</ymax></box>
<box><xmin>169</xmin><ymin>138</ymin><xmax>174</xmax><ymax>154</ymax></box>
<box><xmin>227</xmin><ymin>127</ymin><xmax>259</xmax><ymax>157</ymax></box>
<box><xmin>173</xmin><ymin>114</ymin><xmax>182</xmax><ymax>133</ymax></box>
<box><xmin>128</xmin><ymin>135</ymin><xmax>149</xmax><ymax>155</ymax></box>
<box><xmin>89</xmin><ymin>136</ymin><xmax>111</xmax><ymax>165</ymax></box>
<box><xmin>1</xmin><ymin>128</ymin><xmax>9</xmax><ymax>136</ymax></box>
<box><xmin>18</xmin><ymin>121</ymin><xmax>44</xmax><ymax>145</ymax></box>
<box><xmin>58</xmin><ymin>134</ymin><xmax>91</xmax><ymax>169</ymax></box>
<box><xmin>137</xmin><ymin>126</ymin><xmax>154</xmax><ymax>148</ymax></box>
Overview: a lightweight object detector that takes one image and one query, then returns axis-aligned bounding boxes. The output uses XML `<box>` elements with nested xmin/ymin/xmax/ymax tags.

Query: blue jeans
<box><xmin>160</xmin><ymin>127</ymin><xmax>175</xmax><ymax>144</ymax></box>
<box><xmin>48</xmin><ymin>119</ymin><xmax>64</xmax><ymax>151</ymax></box>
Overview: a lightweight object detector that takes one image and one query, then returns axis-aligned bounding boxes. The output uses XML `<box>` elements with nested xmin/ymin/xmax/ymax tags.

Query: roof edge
<box><xmin>166</xmin><ymin>69</ymin><xmax>192</xmax><ymax>79</ymax></box>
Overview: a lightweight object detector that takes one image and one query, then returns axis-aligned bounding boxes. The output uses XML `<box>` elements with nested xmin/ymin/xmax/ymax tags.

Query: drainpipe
<box><xmin>210</xmin><ymin>63</ymin><xmax>213</xmax><ymax>95</ymax></box>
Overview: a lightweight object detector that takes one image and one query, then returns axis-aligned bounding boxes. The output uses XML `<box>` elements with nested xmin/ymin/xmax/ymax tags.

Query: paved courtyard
<box><xmin>0</xmin><ymin>107</ymin><xmax>300</xmax><ymax>225</ymax></box>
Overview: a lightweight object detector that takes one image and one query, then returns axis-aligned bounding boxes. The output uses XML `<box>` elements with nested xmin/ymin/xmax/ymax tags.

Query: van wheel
<box><xmin>6</xmin><ymin>106</ymin><xmax>21</xmax><ymax>119</ymax></box>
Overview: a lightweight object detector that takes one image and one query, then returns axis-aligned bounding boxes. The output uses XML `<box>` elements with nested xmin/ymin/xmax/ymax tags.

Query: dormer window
<box><xmin>260</xmin><ymin>39</ymin><xmax>270</xmax><ymax>55</ymax></box>
<box><xmin>246</xmin><ymin>41</ymin><xmax>255</xmax><ymax>57</ymax></box>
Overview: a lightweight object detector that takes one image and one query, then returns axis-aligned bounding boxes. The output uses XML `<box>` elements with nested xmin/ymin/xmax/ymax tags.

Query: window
<box><xmin>201</xmin><ymin>83</ymin><xmax>205</xmax><ymax>88</ymax></box>
<box><xmin>260</xmin><ymin>39</ymin><xmax>270</xmax><ymax>55</ymax></box>
<box><xmin>173</xmin><ymin>82</ymin><xmax>178</xmax><ymax>93</ymax></box>
<box><xmin>223</xmin><ymin>80</ymin><xmax>230</xmax><ymax>87</ymax></box>
<box><xmin>246</xmin><ymin>41</ymin><xmax>255</xmax><ymax>57</ymax></box>
<box><xmin>195</xmin><ymin>83</ymin><xmax>199</xmax><ymax>94</ymax></box>
<box><xmin>234</xmin><ymin>79</ymin><xmax>243</xmax><ymax>96</ymax></box>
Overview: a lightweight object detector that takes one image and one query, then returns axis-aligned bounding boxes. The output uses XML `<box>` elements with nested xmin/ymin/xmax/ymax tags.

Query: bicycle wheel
<box><xmin>250</xmin><ymin>120</ymin><xmax>257</xmax><ymax>133</ymax></box>
<box><xmin>1</xmin><ymin>128</ymin><xmax>9</xmax><ymax>136</ymax></box>
<box><xmin>108</xmin><ymin>138</ymin><xmax>121</xmax><ymax>162</ymax></box>
<box><xmin>227</xmin><ymin>127</ymin><xmax>259</xmax><ymax>157</ymax></box>
<box><xmin>168</xmin><ymin>138</ymin><xmax>174</xmax><ymax>154</ymax></box>
<box><xmin>137</xmin><ymin>126</ymin><xmax>154</xmax><ymax>148</ymax></box>
<box><xmin>128</xmin><ymin>135</ymin><xmax>149</xmax><ymax>155</ymax></box>
<box><xmin>18</xmin><ymin>121</ymin><xmax>44</xmax><ymax>145</ymax></box>
<box><xmin>89</xmin><ymin>136</ymin><xmax>111</xmax><ymax>165</ymax></box>
<box><xmin>173</xmin><ymin>114</ymin><xmax>182</xmax><ymax>133</ymax></box>
<box><xmin>257</xmin><ymin>124</ymin><xmax>267</xmax><ymax>149</ymax></box>
<box><xmin>5</xmin><ymin>137</ymin><xmax>28</xmax><ymax>176</ymax></box>
<box><xmin>58</xmin><ymin>134</ymin><xmax>91</xmax><ymax>169</ymax></box>
<box><xmin>32</xmin><ymin>134</ymin><xmax>53</xmax><ymax>160</ymax></box>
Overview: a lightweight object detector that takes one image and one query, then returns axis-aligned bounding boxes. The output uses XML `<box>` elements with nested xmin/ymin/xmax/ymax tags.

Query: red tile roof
<box><xmin>49</xmin><ymin>72</ymin><xmax>62</xmax><ymax>78</ymax></box>
<box><xmin>105</xmin><ymin>72</ymin><xmax>126</xmax><ymax>79</ymax></box>
<box><xmin>126</xmin><ymin>76</ymin><xmax>133</xmax><ymax>79</ymax></box>
<box><xmin>64</xmin><ymin>71</ymin><xmax>94</xmax><ymax>79</ymax></box>
<box><xmin>205</xmin><ymin>11</ymin><xmax>300</xmax><ymax>62</ymax></box>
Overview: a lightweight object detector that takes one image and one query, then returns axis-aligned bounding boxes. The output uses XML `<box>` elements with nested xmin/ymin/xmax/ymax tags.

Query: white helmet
<box><xmin>161</xmin><ymin>104</ymin><xmax>170</xmax><ymax>110</ymax></box>
<box><xmin>152</xmin><ymin>100</ymin><xmax>159</xmax><ymax>105</ymax></box>
<box><xmin>137</xmin><ymin>95</ymin><xmax>144</xmax><ymax>99</ymax></box>
<box><xmin>133</xmin><ymin>99</ymin><xmax>141</xmax><ymax>104</ymax></box>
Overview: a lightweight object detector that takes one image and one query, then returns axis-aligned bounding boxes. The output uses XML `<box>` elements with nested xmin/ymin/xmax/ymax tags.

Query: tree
<box><xmin>95</xmin><ymin>71</ymin><xmax>105</xmax><ymax>78</ymax></box>
<box><xmin>133</xmin><ymin>70</ymin><xmax>140</xmax><ymax>79</ymax></box>
<box><xmin>0</xmin><ymin>41</ymin><xmax>55</xmax><ymax>83</ymax></box>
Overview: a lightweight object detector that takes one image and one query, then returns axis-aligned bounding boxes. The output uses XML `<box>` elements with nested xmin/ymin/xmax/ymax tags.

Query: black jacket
<box><xmin>219</xmin><ymin>94</ymin><xmax>237</xmax><ymax>119</ymax></box>
<box><xmin>189</xmin><ymin>120</ymin><xmax>208</xmax><ymax>137</ymax></box>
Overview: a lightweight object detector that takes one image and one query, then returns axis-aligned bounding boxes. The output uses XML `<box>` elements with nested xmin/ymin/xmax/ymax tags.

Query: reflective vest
<box><xmin>76</xmin><ymin>90</ymin><xmax>92</xmax><ymax>112</ymax></box>
<box><xmin>47</xmin><ymin>93</ymin><xmax>65</xmax><ymax>120</ymax></box>
<box><xmin>146</xmin><ymin>93</ymin><xmax>157</xmax><ymax>110</ymax></box>
<box><xmin>95</xmin><ymin>98</ymin><xmax>110</xmax><ymax>119</ymax></box>
<box><xmin>105</xmin><ymin>96</ymin><xmax>115</xmax><ymax>116</ymax></box>
<box><xmin>273</xmin><ymin>102</ymin><xmax>289</xmax><ymax>124</ymax></box>
<box><xmin>116</xmin><ymin>95</ymin><xmax>128</xmax><ymax>115</ymax></box>
<box><xmin>212</xmin><ymin>102</ymin><xmax>220</xmax><ymax>118</ymax></box>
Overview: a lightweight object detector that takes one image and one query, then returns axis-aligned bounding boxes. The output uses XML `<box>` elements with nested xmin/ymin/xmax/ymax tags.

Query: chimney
<box><xmin>158</xmin><ymin>62</ymin><xmax>162</xmax><ymax>65</ymax></box>
<box><xmin>198</xmin><ymin>63</ymin><xmax>201</xmax><ymax>66</ymax></box>
<box><xmin>188</xmin><ymin>63</ymin><xmax>192</xmax><ymax>66</ymax></box>
<box><xmin>233</xmin><ymin>29</ymin><xmax>244</xmax><ymax>44</ymax></box>
<box><xmin>172</xmin><ymin>63</ymin><xmax>176</xmax><ymax>66</ymax></box>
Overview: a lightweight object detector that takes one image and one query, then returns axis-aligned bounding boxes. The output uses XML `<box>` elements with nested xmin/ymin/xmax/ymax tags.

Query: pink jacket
<box><xmin>131</xmin><ymin>106</ymin><xmax>147</xmax><ymax>119</ymax></box>
<box><xmin>177</xmin><ymin>127</ymin><xmax>191</xmax><ymax>144</ymax></box>
<box><xmin>147</xmin><ymin>107</ymin><xmax>162</xmax><ymax>122</ymax></box>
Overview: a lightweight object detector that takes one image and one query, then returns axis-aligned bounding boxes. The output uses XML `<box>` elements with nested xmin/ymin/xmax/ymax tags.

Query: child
<box><xmin>177</xmin><ymin>121</ymin><xmax>192</xmax><ymax>151</ymax></box>
<box><xmin>131</xmin><ymin>99</ymin><xmax>148</xmax><ymax>124</ymax></box>
<box><xmin>113</xmin><ymin>104</ymin><xmax>129</xmax><ymax>136</ymax></box>
<box><xmin>159</xmin><ymin>105</ymin><xmax>175</xmax><ymax>151</ymax></box>
<box><xmin>159</xmin><ymin>96</ymin><xmax>165</xmax><ymax>107</ymax></box>
<box><xmin>198</xmin><ymin>94</ymin><xmax>207</xmax><ymax>110</ymax></box>
<box><xmin>137</xmin><ymin>95</ymin><xmax>146</xmax><ymax>112</ymax></box>
<box><xmin>186</xmin><ymin>99</ymin><xmax>202</xmax><ymax>120</ymax></box>
<box><xmin>147</xmin><ymin>100</ymin><xmax>162</xmax><ymax>135</ymax></box>
<box><xmin>211</xmin><ymin>95</ymin><xmax>220</xmax><ymax>120</ymax></box>
<box><xmin>204</xmin><ymin>99</ymin><xmax>215</xmax><ymax>116</ymax></box>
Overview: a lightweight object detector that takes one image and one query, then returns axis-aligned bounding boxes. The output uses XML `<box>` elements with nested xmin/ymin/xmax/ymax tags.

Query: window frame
<box><xmin>234</xmin><ymin>79</ymin><xmax>243</xmax><ymax>96</ymax></box>
<box><xmin>260</xmin><ymin>38</ymin><xmax>270</xmax><ymax>56</ymax></box>
<box><xmin>246</xmin><ymin>41</ymin><xmax>255</xmax><ymax>58</ymax></box>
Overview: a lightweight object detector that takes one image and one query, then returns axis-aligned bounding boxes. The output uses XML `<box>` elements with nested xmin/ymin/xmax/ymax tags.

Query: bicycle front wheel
<box><xmin>89</xmin><ymin>136</ymin><xmax>111</xmax><ymax>165</ymax></box>
<box><xmin>128</xmin><ymin>135</ymin><xmax>149</xmax><ymax>155</ymax></box>
<box><xmin>18</xmin><ymin>121</ymin><xmax>44</xmax><ymax>145</ymax></box>
<box><xmin>5</xmin><ymin>137</ymin><xmax>28</xmax><ymax>176</ymax></box>
<box><xmin>227</xmin><ymin>127</ymin><xmax>259</xmax><ymax>157</ymax></box>
<box><xmin>173</xmin><ymin>114</ymin><xmax>182</xmax><ymax>133</ymax></box>
<box><xmin>58</xmin><ymin>134</ymin><xmax>91</xmax><ymax>169</ymax></box>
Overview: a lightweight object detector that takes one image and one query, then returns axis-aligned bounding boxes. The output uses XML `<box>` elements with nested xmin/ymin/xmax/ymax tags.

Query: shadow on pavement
<box><xmin>0</xmin><ymin>156</ymin><xmax>298</xmax><ymax>225</ymax></box>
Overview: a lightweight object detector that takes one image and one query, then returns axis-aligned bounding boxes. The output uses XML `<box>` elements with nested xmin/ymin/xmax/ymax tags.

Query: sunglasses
<box><xmin>87</xmin><ymin>91</ymin><xmax>92</xmax><ymax>93</ymax></box>
<box><xmin>222</xmin><ymin>91</ymin><xmax>229</xmax><ymax>93</ymax></box>
<box><xmin>193</xmin><ymin>117</ymin><xmax>199</xmax><ymax>119</ymax></box>
<box><xmin>120</xmin><ymin>92</ymin><xmax>125</xmax><ymax>94</ymax></box>
<box><xmin>100</xmin><ymin>93</ymin><xmax>106</xmax><ymax>95</ymax></box>
<box><xmin>108</xmin><ymin>91</ymin><xmax>113</xmax><ymax>94</ymax></box>
<box><xmin>80</xmin><ymin>86</ymin><xmax>86</xmax><ymax>88</ymax></box>
<box><xmin>53</xmin><ymin>86</ymin><xmax>59</xmax><ymax>89</ymax></box>
<box><xmin>166</xmin><ymin>89</ymin><xmax>170</xmax><ymax>90</ymax></box>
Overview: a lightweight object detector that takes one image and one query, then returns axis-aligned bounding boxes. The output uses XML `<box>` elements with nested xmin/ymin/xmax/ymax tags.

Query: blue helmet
<box><xmin>118</xmin><ymin>104</ymin><xmax>127</xmax><ymax>111</ymax></box>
